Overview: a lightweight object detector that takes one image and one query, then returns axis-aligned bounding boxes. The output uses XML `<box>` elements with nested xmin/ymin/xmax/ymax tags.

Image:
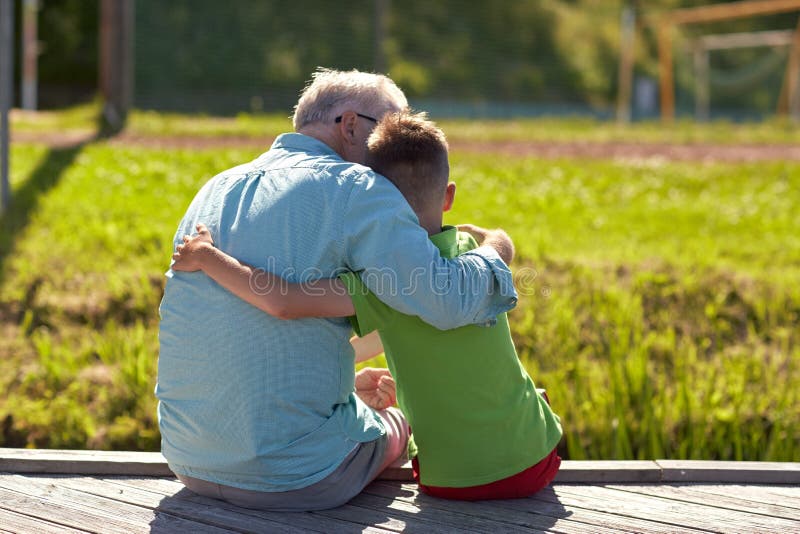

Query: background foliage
<box><xmin>21</xmin><ymin>0</ymin><xmax>800</xmax><ymax>117</ymax></box>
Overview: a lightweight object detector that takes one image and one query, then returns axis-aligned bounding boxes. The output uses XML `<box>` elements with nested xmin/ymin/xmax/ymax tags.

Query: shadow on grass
<box><xmin>0</xmin><ymin>142</ymin><xmax>85</xmax><ymax>283</ymax></box>
<box><xmin>0</xmin><ymin>121</ymin><xmax>125</xmax><ymax>287</ymax></box>
<box><xmin>0</xmin><ymin>118</ymin><xmax>127</xmax><ymax>315</ymax></box>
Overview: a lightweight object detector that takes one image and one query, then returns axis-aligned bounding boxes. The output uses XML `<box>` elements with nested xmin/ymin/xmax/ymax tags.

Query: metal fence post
<box><xmin>21</xmin><ymin>0</ymin><xmax>38</xmax><ymax>111</ymax></box>
<box><xmin>0</xmin><ymin>0</ymin><xmax>14</xmax><ymax>214</ymax></box>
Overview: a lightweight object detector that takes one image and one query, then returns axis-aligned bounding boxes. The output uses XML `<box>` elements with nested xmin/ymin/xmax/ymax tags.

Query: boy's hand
<box><xmin>172</xmin><ymin>223</ymin><xmax>215</xmax><ymax>272</ymax></box>
<box><xmin>355</xmin><ymin>367</ymin><xmax>397</xmax><ymax>410</ymax></box>
<box><xmin>456</xmin><ymin>223</ymin><xmax>515</xmax><ymax>264</ymax></box>
<box><xmin>456</xmin><ymin>223</ymin><xmax>489</xmax><ymax>243</ymax></box>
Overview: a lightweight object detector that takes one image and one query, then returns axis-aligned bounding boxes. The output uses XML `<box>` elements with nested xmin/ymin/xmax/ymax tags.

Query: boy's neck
<box><xmin>418</xmin><ymin>212</ymin><xmax>444</xmax><ymax>237</ymax></box>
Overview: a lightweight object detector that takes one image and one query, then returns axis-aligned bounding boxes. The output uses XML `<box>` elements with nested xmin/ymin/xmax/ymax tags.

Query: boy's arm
<box><xmin>350</xmin><ymin>331</ymin><xmax>384</xmax><ymax>363</ymax></box>
<box><xmin>172</xmin><ymin>224</ymin><xmax>354</xmax><ymax>319</ymax></box>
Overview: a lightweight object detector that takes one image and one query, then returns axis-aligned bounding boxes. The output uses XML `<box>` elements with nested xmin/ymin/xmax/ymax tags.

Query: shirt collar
<box><xmin>270</xmin><ymin>132</ymin><xmax>342</xmax><ymax>159</ymax></box>
<box><xmin>429</xmin><ymin>225</ymin><xmax>459</xmax><ymax>259</ymax></box>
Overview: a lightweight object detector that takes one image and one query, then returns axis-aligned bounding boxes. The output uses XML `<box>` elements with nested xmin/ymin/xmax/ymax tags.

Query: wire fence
<box><xmin>134</xmin><ymin>0</ymin><xmax>626</xmax><ymax>118</ymax></box>
<box><xmin>133</xmin><ymin>0</ymin><xmax>799</xmax><ymax>120</ymax></box>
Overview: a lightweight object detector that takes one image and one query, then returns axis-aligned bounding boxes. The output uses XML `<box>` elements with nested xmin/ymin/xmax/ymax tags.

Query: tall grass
<box><xmin>1</xmin><ymin>132</ymin><xmax>797</xmax><ymax>460</ymax></box>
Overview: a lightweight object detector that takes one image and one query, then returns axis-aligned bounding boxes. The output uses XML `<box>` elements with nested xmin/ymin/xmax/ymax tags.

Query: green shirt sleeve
<box><xmin>338</xmin><ymin>272</ymin><xmax>395</xmax><ymax>336</ymax></box>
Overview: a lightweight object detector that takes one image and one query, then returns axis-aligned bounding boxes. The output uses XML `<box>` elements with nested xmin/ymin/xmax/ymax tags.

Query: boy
<box><xmin>172</xmin><ymin>111</ymin><xmax>562</xmax><ymax>500</ymax></box>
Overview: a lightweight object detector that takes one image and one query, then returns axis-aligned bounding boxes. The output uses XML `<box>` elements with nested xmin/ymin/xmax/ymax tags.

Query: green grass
<box><xmin>10</xmin><ymin>102</ymin><xmax>101</xmax><ymax>135</ymax></box>
<box><xmin>444</xmin><ymin>154</ymin><xmax>800</xmax><ymax>460</ymax></box>
<box><xmin>1</xmin><ymin>121</ymin><xmax>798</xmax><ymax>461</ymax></box>
<box><xmin>12</xmin><ymin>103</ymin><xmax>800</xmax><ymax>144</ymax></box>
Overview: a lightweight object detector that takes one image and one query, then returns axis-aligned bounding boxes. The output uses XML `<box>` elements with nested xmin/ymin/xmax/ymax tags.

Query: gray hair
<box><xmin>292</xmin><ymin>68</ymin><xmax>408</xmax><ymax>130</ymax></box>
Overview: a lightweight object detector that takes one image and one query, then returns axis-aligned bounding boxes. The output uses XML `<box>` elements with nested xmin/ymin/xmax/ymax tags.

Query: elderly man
<box><xmin>156</xmin><ymin>68</ymin><xmax>517</xmax><ymax>511</ymax></box>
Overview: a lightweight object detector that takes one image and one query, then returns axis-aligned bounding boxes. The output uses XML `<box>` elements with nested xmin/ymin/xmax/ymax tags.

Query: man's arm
<box><xmin>342</xmin><ymin>173</ymin><xmax>517</xmax><ymax>331</ymax></box>
<box><xmin>172</xmin><ymin>224</ymin><xmax>355</xmax><ymax>319</ymax></box>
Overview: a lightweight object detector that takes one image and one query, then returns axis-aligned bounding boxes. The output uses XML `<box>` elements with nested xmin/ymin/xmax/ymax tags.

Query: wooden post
<box><xmin>21</xmin><ymin>0</ymin><xmax>38</xmax><ymax>111</ymax></box>
<box><xmin>616</xmin><ymin>5</ymin><xmax>636</xmax><ymax>123</ymax></box>
<box><xmin>671</xmin><ymin>0</ymin><xmax>800</xmax><ymax>25</ymax></box>
<box><xmin>693</xmin><ymin>42</ymin><xmax>710</xmax><ymax>122</ymax></box>
<box><xmin>791</xmin><ymin>59</ymin><xmax>800</xmax><ymax>121</ymax></box>
<box><xmin>690</xmin><ymin>30</ymin><xmax>794</xmax><ymax>120</ymax></box>
<box><xmin>778</xmin><ymin>18</ymin><xmax>800</xmax><ymax>116</ymax></box>
<box><xmin>0</xmin><ymin>0</ymin><xmax>13</xmax><ymax>214</ymax></box>
<box><xmin>373</xmin><ymin>0</ymin><xmax>389</xmax><ymax>73</ymax></box>
<box><xmin>99</xmin><ymin>0</ymin><xmax>134</xmax><ymax>133</ymax></box>
<box><xmin>658</xmin><ymin>22</ymin><xmax>675</xmax><ymax>122</ymax></box>
<box><xmin>659</xmin><ymin>0</ymin><xmax>800</xmax><ymax>122</ymax></box>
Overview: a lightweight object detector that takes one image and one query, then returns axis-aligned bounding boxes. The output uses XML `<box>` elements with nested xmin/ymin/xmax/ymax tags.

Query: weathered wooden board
<box><xmin>683</xmin><ymin>483</ymin><xmax>800</xmax><ymax>509</ymax></box>
<box><xmin>0</xmin><ymin>448</ymin><xmax>412</xmax><ymax>481</ymax></box>
<box><xmin>554</xmin><ymin>460</ymin><xmax>662</xmax><ymax>483</ymax></box>
<box><xmin>2</xmin><ymin>452</ymin><xmax>800</xmax><ymax>534</ymax></box>
<box><xmin>494</xmin><ymin>485</ymin><xmax>705</xmax><ymax>533</ymax></box>
<box><xmin>606</xmin><ymin>482</ymin><xmax>800</xmax><ymax>520</ymax></box>
<box><xmin>46</xmin><ymin>476</ymin><xmax>312</xmax><ymax>534</ymax></box>
<box><xmin>0</xmin><ymin>507</ymin><xmax>91</xmax><ymax>534</ymax></box>
<box><xmin>657</xmin><ymin>460</ymin><xmax>800</xmax><ymax>483</ymax></box>
<box><xmin>556</xmin><ymin>483</ymin><xmax>800</xmax><ymax>533</ymax></box>
<box><xmin>0</xmin><ymin>448</ymin><xmax>173</xmax><ymax>476</ymax></box>
<box><xmin>106</xmin><ymin>476</ymin><xmax>396</xmax><ymax>534</ymax></box>
<box><xmin>364</xmin><ymin>480</ymin><xmax>683</xmax><ymax>534</ymax></box>
<box><xmin>348</xmin><ymin>490</ymin><xmax>547</xmax><ymax>533</ymax></box>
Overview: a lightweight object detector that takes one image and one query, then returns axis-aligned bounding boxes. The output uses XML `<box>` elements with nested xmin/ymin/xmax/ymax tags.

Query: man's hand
<box><xmin>172</xmin><ymin>223</ymin><xmax>215</xmax><ymax>272</ymax></box>
<box><xmin>456</xmin><ymin>224</ymin><xmax>515</xmax><ymax>264</ymax></box>
<box><xmin>355</xmin><ymin>367</ymin><xmax>396</xmax><ymax>410</ymax></box>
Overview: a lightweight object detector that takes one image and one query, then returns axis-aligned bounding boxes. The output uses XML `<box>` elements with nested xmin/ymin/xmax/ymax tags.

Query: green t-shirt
<box><xmin>340</xmin><ymin>226</ymin><xmax>563</xmax><ymax>487</ymax></box>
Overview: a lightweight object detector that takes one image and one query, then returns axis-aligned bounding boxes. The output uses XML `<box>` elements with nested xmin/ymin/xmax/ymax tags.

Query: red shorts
<box><xmin>412</xmin><ymin>448</ymin><xmax>561</xmax><ymax>501</ymax></box>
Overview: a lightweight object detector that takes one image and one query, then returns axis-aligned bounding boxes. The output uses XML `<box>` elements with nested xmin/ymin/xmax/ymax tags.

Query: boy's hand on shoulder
<box><xmin>456</xmin><ymin>224</ymin><xmax>515</xmax><ymax>265</ymax></box>
<box><xmin>355</xmin><ymin>367</ymin><xmax>397</xmax><ymax>410</ymax></box>
<box><xmin>172</xmin><ymin>223</ymin><xmax>215</xmax><ymax>272</ymax></box>
<box><xmin>456</xmin><ymin>223</ymin><xmax>488</xmax><ymax>243</ymax></box>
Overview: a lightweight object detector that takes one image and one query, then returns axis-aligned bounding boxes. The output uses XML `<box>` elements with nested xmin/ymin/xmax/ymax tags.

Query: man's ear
<box><xmin>443</xmin><ymin>182</ymin><xmax>456</xmax><ymax>212</ymax></box>
<box><xmin>337</xmin><ymin>111</ymin><xmax>358</xmax><ymax>145</ymax></box>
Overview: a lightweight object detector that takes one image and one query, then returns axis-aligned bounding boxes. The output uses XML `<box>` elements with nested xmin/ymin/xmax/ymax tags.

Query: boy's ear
<box><xmin>443</xmin><ymin>182</ymin><xmax>456</xmax><ymax>212</ymax></box>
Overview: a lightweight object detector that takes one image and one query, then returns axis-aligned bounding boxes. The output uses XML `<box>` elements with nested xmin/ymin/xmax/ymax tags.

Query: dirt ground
<box><xmin>12</xmin><ymin>131</ymin><xmax>800</xmax><ymax>162</ymax></box>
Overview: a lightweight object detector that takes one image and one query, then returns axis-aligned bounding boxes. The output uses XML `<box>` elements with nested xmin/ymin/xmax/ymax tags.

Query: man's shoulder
<box><xmin>339</xmin><ymin>166</ymin><xmax>406</xmax><ymax>208</ymax></box>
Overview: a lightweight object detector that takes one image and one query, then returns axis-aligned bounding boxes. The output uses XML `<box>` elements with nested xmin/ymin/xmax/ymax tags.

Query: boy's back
<box><xmin>341</xmin><ymin>226</ymin><xmax>563</xmax><ymax>488</ymax></box>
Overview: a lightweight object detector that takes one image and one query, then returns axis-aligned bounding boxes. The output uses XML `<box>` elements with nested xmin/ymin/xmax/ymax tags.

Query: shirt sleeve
<box><xmin>341</xmin><ymin>171</ymin><xmax>518</xmax><ymax>331</ymax></box>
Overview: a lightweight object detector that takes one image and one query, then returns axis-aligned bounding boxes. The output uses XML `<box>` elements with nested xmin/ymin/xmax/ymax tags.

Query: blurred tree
<box><xmin>37</xmin><ymin>0</ymin><xmax>98</xmax><ymax>107</ymax></box>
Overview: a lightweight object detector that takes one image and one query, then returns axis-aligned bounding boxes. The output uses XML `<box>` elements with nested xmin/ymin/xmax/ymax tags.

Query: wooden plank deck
<box><xmin>0</xmin><ymin>450</ymin><xmax>798</xmax><ymax>533</ymax></box>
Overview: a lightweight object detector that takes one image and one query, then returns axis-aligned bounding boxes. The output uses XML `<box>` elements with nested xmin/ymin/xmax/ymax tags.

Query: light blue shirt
<box><xmin>156</xmin><ymin>133</ymin><xmax>517</xmax><ymax>492</ymax></box>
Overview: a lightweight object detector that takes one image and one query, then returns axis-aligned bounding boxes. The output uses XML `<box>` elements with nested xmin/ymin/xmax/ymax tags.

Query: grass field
<box><xmin>1</xmin><ymin>109</ymin><xmax>798</xmax><ymax>461</ymax></box>
<box><xmin>12</xmin><ymin>101</ymin><xmax>800</xmax><ymax>144</ymax></box>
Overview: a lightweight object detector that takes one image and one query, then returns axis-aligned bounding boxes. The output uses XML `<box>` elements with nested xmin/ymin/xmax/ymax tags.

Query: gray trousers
<box><xmin>177</xmin><ymin>407</ymin><xmax>408</xmax><ymax>512</ymax></box>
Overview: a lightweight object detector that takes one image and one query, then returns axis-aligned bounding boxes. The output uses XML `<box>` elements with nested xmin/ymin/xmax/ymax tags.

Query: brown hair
<box><xmin>365</xmin><ymin>111</ymin><xmax>449</xmax><ymax>213</ymax></box>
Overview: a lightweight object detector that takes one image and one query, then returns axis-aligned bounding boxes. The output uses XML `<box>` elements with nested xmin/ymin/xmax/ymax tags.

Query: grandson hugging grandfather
<box><xmin>173</xmin><ymin>111</ymin><xmax>563</xmax><ymax>501</ymax></box>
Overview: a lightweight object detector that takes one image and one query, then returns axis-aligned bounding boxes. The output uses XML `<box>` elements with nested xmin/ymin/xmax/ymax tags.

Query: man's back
<box><xmin>157</xmin><ymin>134</ymin><xmax>384</xmax><ymax>492</ymax></box>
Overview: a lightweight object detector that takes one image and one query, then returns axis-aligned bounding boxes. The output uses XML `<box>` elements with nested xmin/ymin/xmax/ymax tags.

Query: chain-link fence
<box><xmin>134</xmin><ymin>0</ymin><xmax>626</xmax><ymax>118</ymax></box>
<box><xmin>20</xmin><ymin>0</ymin><xmax>800</xmax><ymax>120</ymax></box>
